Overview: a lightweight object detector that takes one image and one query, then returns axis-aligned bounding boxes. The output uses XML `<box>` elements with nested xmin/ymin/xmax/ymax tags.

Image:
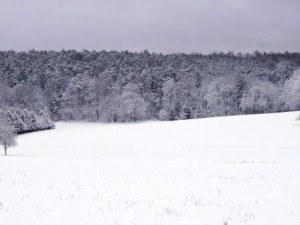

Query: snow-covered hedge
<box><xmin>0</xmin><ymin>107</ymin><xmax>54</xmax><ymax>134</ymax></box>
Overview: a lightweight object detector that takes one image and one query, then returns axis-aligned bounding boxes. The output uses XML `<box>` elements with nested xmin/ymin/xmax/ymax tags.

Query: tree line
<box><xmin>0</xmin><ymin>50</ymin><xmax>299</xmax><ymax>124</ymax></box>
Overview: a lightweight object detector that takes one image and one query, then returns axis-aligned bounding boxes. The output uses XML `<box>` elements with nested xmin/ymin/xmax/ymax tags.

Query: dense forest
<box><xmin>0</xmin><ymin>50</ymin><xmax>300</xmax><ymax>130</ymax></box>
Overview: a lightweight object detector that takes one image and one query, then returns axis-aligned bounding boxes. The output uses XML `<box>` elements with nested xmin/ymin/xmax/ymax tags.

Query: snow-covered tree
<box><xmin>0</xmin><ymin>115</ymin><xmax>17</xmax><ymax>156</ymax></box>
<box><xmin>241</xmin><ymin>81</ymin><xmax>279</xmax><ymax>114</ymax></box>
<box><xmin>280</xmin><ymin>69</ymin><xmax>300</xmax><ymax>110</ymax></box>
<box><xmin>61</xmin><ymin>74</ymin><xmax>89</xmax><ymax>120</ymax></box>
<box><xmin>159</xmin><ymin>79</ymin><xmax>181</xmax><ymax>120</ymax></box>
<box><xmin>117</xmin><ymin>83</ymin><xmax>148</xmax><ymax>122</ymax></box>
<box><xmin>204</xmin><ymin>75</ymin><xmax>238</xmax><ymax>116</ymax></box>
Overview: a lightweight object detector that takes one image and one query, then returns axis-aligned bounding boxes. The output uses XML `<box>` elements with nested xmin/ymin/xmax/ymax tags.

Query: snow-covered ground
<box><xmin>0</xmin><ymin>112</ymin><xmax>300</xmax><ymax>225</ymax></box>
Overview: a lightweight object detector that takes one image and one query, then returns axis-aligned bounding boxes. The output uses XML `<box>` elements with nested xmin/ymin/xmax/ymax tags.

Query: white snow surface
<box><xmin>0</xmin><ymin>111</ymin><xmax>300</xmax><ymax>225</ymax></box>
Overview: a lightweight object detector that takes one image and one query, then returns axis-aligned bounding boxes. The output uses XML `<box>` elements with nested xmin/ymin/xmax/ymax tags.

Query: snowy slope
<box><xmin>0</xmin><ymin>112</ymin><xmax>299</xmax><ymax>225</ymax></box>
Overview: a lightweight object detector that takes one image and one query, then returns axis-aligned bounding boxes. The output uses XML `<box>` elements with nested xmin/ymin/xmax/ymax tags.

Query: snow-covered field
<box><xmin>0</xmin><ymin>112</ymin><xmax>300</xmax><ymax>225</ymax></box>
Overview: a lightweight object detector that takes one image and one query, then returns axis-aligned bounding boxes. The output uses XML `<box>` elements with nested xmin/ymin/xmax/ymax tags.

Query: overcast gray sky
<box><xmin>0</xmin><ymin>0</ymin><xmax>299</xmax><ymax>54</ymax></box>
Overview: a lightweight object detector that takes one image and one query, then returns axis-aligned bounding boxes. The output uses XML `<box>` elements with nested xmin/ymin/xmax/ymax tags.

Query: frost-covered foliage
<box><xmin>241</xmin><ymin>81</ymin><xmax>280</xmax><ymax>114</ymax></box>
<box><xmin>0</xmin><ymin>50</ymin><xmax>299</xmax><ymax>122</ymax></box>
<box><xmin>0</xmin><ymin>108</ymin><xmax>54</xmax><ymax>134</ymax></box>
<box><xmin>280</xmin><ymin>69</ymin><xmax>300</xmax><ymax>111</ymax></box>
<box><xmin>0</xmin><ymin>80</ymin><xmax>54</xmax><ymax>133</ymax></box>
<box><xmin>0</xmin><ymin>114</ymin><xmax>17</xmax><ymax>155</ymax></box>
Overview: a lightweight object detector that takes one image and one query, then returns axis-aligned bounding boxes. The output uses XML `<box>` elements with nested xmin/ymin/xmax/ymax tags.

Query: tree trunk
<box><xmin>4</xmin><ymin>143</ymin><xmax>7</xmax><ymax>156</ymax></box>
